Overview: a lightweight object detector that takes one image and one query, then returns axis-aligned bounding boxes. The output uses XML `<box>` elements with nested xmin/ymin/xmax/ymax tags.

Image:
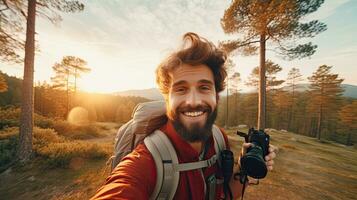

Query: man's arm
<box><xmin>90</xmin><ymin>144</ymin><xmax>157</xmax><ymax>200</ymax></box>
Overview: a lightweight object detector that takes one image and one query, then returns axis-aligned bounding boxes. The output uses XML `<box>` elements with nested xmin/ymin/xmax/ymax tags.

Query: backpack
<box><xmin>111</xmin><ymin>101</ymin><xmax>227</xmax><ymax>200</ymax></box>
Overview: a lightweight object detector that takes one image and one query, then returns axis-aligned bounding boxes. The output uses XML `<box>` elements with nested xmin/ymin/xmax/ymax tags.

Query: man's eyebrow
<box><xmin>172</xmin><ymin>80</ymin><xmax>187</xmax><ymax>87</ymax></box>
<box><xmin>199</xmin><ymin>79</ymin><xmax>214</xmax><ymax>85</ymax></box>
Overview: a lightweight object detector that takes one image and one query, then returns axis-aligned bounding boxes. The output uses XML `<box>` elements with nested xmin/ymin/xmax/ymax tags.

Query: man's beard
<box><xmin>169</xmin><ymin>104</ymin><xmax>218</xmax><ymax>143</ymax></box>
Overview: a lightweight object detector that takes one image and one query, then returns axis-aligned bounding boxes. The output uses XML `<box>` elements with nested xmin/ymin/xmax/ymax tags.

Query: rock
<box><xmin>28</xmin><ymin>176</ymin><xmax>35</xmax><ymax>181</ymax></box>
<box><xmin>238</xmin><ymin>124</ymin><xmax>247</xmax><ymax>128</ymax></box>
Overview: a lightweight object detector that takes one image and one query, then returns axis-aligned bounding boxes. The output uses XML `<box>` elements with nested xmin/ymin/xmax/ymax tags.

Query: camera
<box><xmin>237</xmin><ymin>128</ymin><xmax>270</xmax><ymax>179</ymax></box>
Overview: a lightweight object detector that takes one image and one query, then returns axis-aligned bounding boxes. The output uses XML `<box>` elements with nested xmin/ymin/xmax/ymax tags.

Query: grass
<box><xmin>225</xmin><ymin>128</ymin><xmax>357</xmax><ymax>200</ymax></box>
<box><xmin>0</xmin><ymin>125</ymin><xmax>356</xmax><ymax>200</ymax></box>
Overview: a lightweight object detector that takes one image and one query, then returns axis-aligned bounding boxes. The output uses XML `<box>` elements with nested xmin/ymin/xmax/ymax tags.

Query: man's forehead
<box><xmin>169</xmin><ymin>64</ymin><xmax>214</xmax><ymax>83</ymax></box>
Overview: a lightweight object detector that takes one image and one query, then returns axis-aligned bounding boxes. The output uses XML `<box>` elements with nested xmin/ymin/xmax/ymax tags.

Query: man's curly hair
<box><xmin>156</xmin><ymin>32</ymin><xmax>227</xmax><ymax>98</ymax></box>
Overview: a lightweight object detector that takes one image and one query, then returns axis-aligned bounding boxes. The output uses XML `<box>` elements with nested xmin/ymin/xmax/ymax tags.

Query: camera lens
<box><xmin>240</xmin><ymin>143</ymin><xmax>268</xmax><ymax>179</ymax></box>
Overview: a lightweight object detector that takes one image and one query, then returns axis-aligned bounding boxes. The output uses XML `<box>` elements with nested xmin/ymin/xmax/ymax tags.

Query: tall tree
<box><xmin>228</xmin><ymin>72</ymin><xmax>241</xmax><ymax>126</ymax></box>
<box><xmin>286</xmin><ymin>67</ymin><xmax>303</xmax><ymax>130</ymax></box>
<box><xmin>246</xmin><ymin>60</ymin><xmax>284</xmax><ymax>91</ymax></box>
<box><xmin>17</xmin><ymin>0</ymin><xmax>84</xmax><ymax>162</ymax></box>
<box><xmin>51</xmin><ymin>56</ymin><xmax>90</xmax><ymax>114</ymax></box>
<box><xmin>62</xmin><ymin>56</ymin><xmax>90</xmax><ymax>93</ymax></box>
<box><xmin>0</xmin><ymin>74</ymin><xmax>8</xmax><ymax>92</ymax></box>
<box><xmin>51</xmin><ymin>62</ymin><xmax>72</xmax><ymax>115</ymax></box>
<box><xmin>246</xmin><ymin>60</ymin><xmax>284</xmax><ymax>128</ymax></box>
<box><xmin>221</xmin><ymin>0</ymin><xmax>326</xmax><ymax>129</ymax></box>
<box><xmin>18</xmin><ymin>0</ymin><xmax>36</xmax><ymax>162</ymax></box>
<box><xmin>338</xmin><ymin>101</ymin><xmax>357</xmax><ymax>145</ymax></box>
<box><xmin>308</xmin><ymin>65</ymin><xmax>344</xmax><ymax>140</ymax></box>
<box><xmin>224</xmin><ymin>58</ymin><xmax>235</xmax><ymax>127</ymax></box>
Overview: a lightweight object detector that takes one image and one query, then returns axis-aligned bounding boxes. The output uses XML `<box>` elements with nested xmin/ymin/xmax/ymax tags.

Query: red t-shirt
<box><xmin>91</xmin><ymin>121</ymin><xmax>229</xmax><ymax>200</ymax></box>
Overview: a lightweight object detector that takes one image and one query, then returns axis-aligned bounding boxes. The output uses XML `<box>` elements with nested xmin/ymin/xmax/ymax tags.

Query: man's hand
<box><xmin>265</xmin><ymin>144</ymin><xmax>278</xmax><ymax>171</ymax></box>
<box><xmin>240</xmin><ymin>143</ymin><xmax>278</xmax><ymax>171</ymax></box>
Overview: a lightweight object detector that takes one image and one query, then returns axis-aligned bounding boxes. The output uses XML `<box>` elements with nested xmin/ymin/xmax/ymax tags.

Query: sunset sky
<box><xmin>1</xmin><ymin>0</ymin><xmax>356</xmax><ymax>93</ymax></box>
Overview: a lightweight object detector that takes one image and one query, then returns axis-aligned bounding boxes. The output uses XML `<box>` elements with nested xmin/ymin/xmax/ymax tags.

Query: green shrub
<box><xmin>33</xmin><ymin>127</ymin><xmax>63</xmax><ymax>147</ymax></box>
<box><xmin>0</xmin><ymin>135</ymin><xmax>18</xmax><ymax>170</ymax></box>
<box><xmin>0</xmin><ymin>127</ymin><xmax>18</xmax><ymax>140</ymax></box>
<box><xmin>36</xmin><ymin>141</ymin><xmax>109</xmax><ymax>168</ymax></box>
<box><xmin>53</xmin><ymin>120</ymin><xmax>105</xmax><ymax>140</ymax></box>
<box><xmin>0</xmin><ymin>125</ymin><xmax>109</xmax><ymax>169</ymax></box>
<box><xmin>34</xmin><ymin>115</ymin><xmax>54</xmax><ymax>129</ymax></box>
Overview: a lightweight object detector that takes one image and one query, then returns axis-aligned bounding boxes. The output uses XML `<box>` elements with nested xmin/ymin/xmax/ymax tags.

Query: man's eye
<box><xmin>200</xmin><ymin>85</ymin><xmax>211</xmax><ymax>91</ymax></box>
<box><xmin>175</xmin><ymin>87</ymin><xmax>186</xmax><ymax>93</ymax></box>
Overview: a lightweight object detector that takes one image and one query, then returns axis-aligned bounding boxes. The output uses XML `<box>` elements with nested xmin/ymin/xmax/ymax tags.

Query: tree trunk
<box><xmin>17</xmin><ymin>0</ymin><xmax>36</xmax><ymax>162</ymax></box>
<box><xmin>258</xmin><ymin>34</ymin><xmax>266</xmax><ymax>130</ymax></box>
<box><xmin>346</xmin><ymin>131</ymin><xmax>352</xmax><ymax>146</ymax></box>
<box><xmin>317</xmin><ymin>104</ymin><xmax>322</xmax><ymax>140</ymax></box>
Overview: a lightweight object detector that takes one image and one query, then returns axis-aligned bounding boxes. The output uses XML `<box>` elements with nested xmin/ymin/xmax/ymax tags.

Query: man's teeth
<box><xmin>183</xmin><ymin>111</ymin><xmax>204</xmax><ymax>117</ymax></box>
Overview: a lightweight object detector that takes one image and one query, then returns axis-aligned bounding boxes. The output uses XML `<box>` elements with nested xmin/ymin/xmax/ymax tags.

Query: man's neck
<box><xmin>189</xmin><ymin>141</ymin><xmax>203</xmax><ymax>155</ymax></box>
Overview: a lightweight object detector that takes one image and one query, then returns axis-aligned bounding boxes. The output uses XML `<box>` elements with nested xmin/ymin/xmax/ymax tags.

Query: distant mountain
<box><xmin>114</xmin><ymin>88</ymin><xmax>164</xmax><ymax>100</ymax></box>
<box><xmin>281</xmin><ymin>84</ymin><xmax>357</xmax><ymax>99</ymax></box>
<box><xmin>115</xmin><ymin>84</ymin><xmax>357</xmax><ymax>100</ymax></box>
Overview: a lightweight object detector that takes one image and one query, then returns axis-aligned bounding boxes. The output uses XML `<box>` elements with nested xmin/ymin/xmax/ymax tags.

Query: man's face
<box><xmin>167</xmin><ymin>64</ymin><xmax>218</xmax><ymax>142</ymax></box>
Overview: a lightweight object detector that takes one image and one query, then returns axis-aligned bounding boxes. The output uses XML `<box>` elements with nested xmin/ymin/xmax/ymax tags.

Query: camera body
<box><xmin>247</xmin><ymin>128</ymin><xmax>270</xmax><ymax>157</ymax></box>
<box><xmin>238</xmin><ymin>128</ymin><xmax>270</xmax><ymax>179</ymax></box>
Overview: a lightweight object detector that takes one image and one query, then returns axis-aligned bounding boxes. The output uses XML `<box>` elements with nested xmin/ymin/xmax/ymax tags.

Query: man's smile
<box><xmin>182</xmin><ymin>111</ymin><xmax>205</xmax><ymax>117</ymax></box>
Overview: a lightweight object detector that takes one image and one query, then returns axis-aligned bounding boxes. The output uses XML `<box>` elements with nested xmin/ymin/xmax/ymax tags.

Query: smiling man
<box><xmin>92</xmin><ymin>32</ymin><xmax>277</xmax><ymax>200</ymax></box>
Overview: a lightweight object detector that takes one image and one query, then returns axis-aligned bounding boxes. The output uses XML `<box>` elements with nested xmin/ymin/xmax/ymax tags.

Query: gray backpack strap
<box><xmin>212</xmin><ymin>125</ymin><xmax>226</xmax><ymax>166</ymax></box>
<box><xmin>144</xmin><ymin>130</ymin><xmax>180</xmax><ymax>200</ymax></box>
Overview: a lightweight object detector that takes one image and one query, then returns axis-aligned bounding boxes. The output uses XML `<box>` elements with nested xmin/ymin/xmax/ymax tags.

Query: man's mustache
<box><xmin>177</xmin><ymin>104</ymin><xmax>212</xmax><ymax>113</ymax></box>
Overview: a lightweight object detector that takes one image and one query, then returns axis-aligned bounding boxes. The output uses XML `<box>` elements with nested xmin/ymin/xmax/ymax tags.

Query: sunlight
<box><xmin>67</xmin><ymin>107</ymin><xmax>89</xmax><ymax>124</ymax></box>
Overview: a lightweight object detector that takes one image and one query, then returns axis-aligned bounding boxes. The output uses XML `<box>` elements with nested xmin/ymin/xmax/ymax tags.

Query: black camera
<box><xmin>237</xmin><ymin>128</ymin><xmax>270</xmax><ymax>179</ymax></box>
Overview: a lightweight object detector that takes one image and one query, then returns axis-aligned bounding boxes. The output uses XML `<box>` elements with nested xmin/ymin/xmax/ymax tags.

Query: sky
<box><xmin>1</xmin><ymin>0</ymin><xmax>356</xmax><ymax>93</ymax></box>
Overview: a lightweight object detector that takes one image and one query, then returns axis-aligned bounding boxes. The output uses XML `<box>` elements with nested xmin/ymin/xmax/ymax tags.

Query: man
<box><xmin>92</xmin><ymin>32</ymin><xmax>277</xmax><ymax>199</ymax></box>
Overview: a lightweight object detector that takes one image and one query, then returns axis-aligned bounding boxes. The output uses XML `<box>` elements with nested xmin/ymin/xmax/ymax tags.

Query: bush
<box><xmin>0</xmin><ymin>128</ymin><xmax>18</xmax><ymax>170</ymax></box>
<box><xmin>0</xmin><ymin>126</ymin><xmax>110</xmax><ymax>169</ymax></box>
<box><xmin>33</xmin><ymin>127</ymin><xmax>63</xmax><ymax>148</ymax></box>
<box><xmin>0</xmin><ymin>127</ymin><xmax>18</xmax><ymax>140</ymax></box>
<box><xmin>53</xmin><ymin>120</ymin><xmax>105</xmax><ymax>140</ymax></box>
<box><xmin>34</xmin><ymin>115</ymin><xmax>54</xmax><ymax>129</ymax></box>
<box><xmin>36</xmin><ymin>141</ymin><xmax>109</xmax><ymax>168</ymax></box>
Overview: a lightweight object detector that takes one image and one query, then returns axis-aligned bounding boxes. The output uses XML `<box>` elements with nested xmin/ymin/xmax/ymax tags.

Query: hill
<box><xmin>114</xmin><ymin>88</ymin><xmax>164</xmax><ymax>100</ymax></box>
<box><xmin>1</xmin><ymin>128</ymin><xmax>356</xmax><ymax>199</ymax></box>
<box><xmin>281</xmin><ymin>83</ymin><xmax>357</xmax><ymax>98</ymax></box>
<box><xmin>114</xmin><ymin>84</ymin><xmax>357</xmax><ymax>100</ymax></box>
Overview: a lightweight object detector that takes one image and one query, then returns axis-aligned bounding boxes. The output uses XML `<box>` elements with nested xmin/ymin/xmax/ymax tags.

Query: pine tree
<box><xmin>221</xmin><ymin>0</ymin><xmax>326</xmax><ymax>129</ymax></box>
<box><xmin>62</xmin><ymin>56</ymin><xmax>90</xmax><ymax>93</ymax></box>
<box><xmin>246</xmin><ymin>60</ymin><xmax>284</xmax><ymax>128</ymax></box>
<box><xmin>339</xmin><ymin>101</ymin><xmax>357</xmax><ymax>145</ymax></box>
<box><xmin>0</xmin><ymin>74</ymin><xmax>8</xmax><ymax>92</ymax></box>
<box><xmin>286</xmin><ymin>67</ymin><xmax>303</xmax><ymax>131</ymax></box>
<box><xmin>308</xmin><ymin>65</ymin><xmax>344</xmax><ymax>140</ymax></box>
<box><xmin>17</xmin><ymin>0</ymin><xmax>84</xmax><ymax>162</ymax></box>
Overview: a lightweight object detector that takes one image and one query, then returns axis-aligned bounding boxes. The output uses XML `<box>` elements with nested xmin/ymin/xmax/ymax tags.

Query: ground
<box><xmin>0</xmin><ymin>125</ymin><xmax>356</xmax><ymax>200</ymax></box>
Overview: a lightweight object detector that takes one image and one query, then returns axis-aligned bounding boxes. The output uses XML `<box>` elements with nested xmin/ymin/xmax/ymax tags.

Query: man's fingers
<box><xmin>269</xmin><ymin>145</ymin><xmax>278</xmax><ymax>153</ymax></box>
<box><xmin>267</xmin><ymin>166</ymin><xmax>273</xmax><ymax>171</ymax></box>
<box><xmin>241</xmin><ymin>143</ymin><xmax>253</xmax><ymax>155</ymax></box>
<box><xmin>265</xmin><ymin>152</ymin><xmax>276</xmax><ymax>161</ymax></box>
<box><xmin>266</xmin><ymin>160</ymin><xmax>274</xmax><ymax>166</ymax></box>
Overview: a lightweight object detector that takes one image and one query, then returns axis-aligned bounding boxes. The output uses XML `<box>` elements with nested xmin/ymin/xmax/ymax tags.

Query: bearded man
<box><xmin>91</xmin><ymin>32</ymin><xmax>277</xmax><ymax>200</ymax></box>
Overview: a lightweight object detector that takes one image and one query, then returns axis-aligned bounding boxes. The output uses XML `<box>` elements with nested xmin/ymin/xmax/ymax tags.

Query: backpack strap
<box><xmin>212</xmin><ymin>125</ymin><xmax>226</xmax><ymax>167</ymax></box>
<box><xmin>144</xmin><ymin>130</ymin><xmax>180</xmax><ymax>200</ymax></box>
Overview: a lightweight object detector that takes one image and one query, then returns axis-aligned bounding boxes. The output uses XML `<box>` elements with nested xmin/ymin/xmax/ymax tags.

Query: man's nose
<box><xmin>186</xmin><ymin>89</ymin><xmax>203</xmax><ymax>107</ymax></box>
